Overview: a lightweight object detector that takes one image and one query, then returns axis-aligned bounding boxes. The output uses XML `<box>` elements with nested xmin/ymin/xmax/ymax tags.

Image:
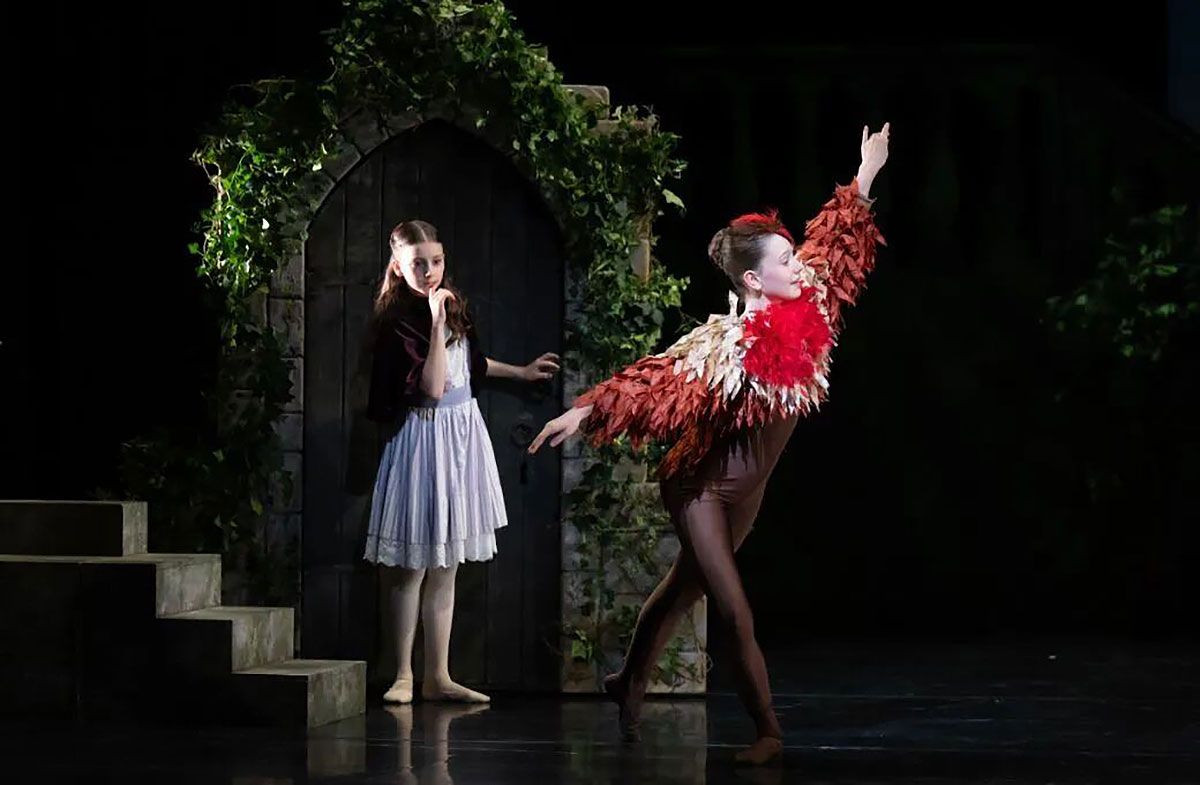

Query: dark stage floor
<box><xmin>5</xmin><ymin>640</ymin><xmax>1198</xmax><ymax>784</ymax></box>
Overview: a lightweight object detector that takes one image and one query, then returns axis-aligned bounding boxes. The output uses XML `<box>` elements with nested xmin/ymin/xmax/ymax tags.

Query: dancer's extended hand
<box><xmin>528</xmin><ymin>406</ymin><xmax>590</xmax><ymax>454</ymax></box>
<box><xmin>856</xmin><ymin>121</ymin><xmax>890</xmax><ymax>196</ymax></box>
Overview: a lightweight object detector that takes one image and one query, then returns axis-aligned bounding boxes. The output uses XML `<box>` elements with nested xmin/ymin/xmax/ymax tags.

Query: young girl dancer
<box><xmin>365</xmin><ymin>219</ymin><xmax>561</xmax><ymax>704</ymax></box>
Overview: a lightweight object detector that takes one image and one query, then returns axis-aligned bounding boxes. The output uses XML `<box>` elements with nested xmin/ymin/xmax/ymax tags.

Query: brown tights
<box><xmin>605</xmin><ymin>414</ymin><xmax>799</xmax><ymax>742</ymax></box>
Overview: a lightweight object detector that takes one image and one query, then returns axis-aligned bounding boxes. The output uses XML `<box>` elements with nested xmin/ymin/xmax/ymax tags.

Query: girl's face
<box><xmin>742</xmin><ymin>233</ymin><xmax>804</xmax><ymax>301</ymax></box>
<box><xmin>391</xmin><ymin>240</ymin><xmax>446</xmax><ymax>295</ymax></box>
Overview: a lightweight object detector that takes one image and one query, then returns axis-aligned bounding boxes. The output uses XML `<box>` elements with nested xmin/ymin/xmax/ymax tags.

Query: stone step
<box><xmin>0</xmin><ymin>500</ymin><xmax>147</xmax><ymax>556</ymax></box>
<box><xmin>159</xmin><ymin>606</ymin><xmax>294</xmax><ymax>676</ymax></box>
<box><xmin>1</xmin><ymin>552</ymin><xmax>221</xmax><ymax>721</ymax></box>
<box><xmin>0</xmin><ymin>535</ymin><xmax>363</xmax><ymax>728</ymax></box>
<box><xmin>0</xmin><ymin>552</ymin><xmax>221</xmax><ymax>618</ymax></box>
<box><xmin>230</xmin><ymin>659</ymin><xmax>366</xmax><ymax>728</ymax></box>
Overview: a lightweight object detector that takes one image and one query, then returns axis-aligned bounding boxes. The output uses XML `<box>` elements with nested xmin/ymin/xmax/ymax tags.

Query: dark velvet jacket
<box><xmin>365</xmin><ymin>283</ymin><xmax>488</xmax><ymax>423</ymax></box>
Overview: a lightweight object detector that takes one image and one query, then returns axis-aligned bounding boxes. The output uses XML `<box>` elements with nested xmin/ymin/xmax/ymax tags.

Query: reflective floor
<box><xmin>5</xmin><ymin>640</ymin><xmax>1199</xmax><ymax>784</ymax></box>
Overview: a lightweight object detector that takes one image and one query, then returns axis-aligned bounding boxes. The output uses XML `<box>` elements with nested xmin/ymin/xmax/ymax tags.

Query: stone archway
<box><xmin>261</xmin><ymin>87</ymin><xmax>705</xmax><ymax>694</ymax></box>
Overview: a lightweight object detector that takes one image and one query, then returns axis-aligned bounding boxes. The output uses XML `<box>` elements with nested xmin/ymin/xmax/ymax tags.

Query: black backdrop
<box><xmin>8</xmin><ymin>1</ymin><xmax>1198</xmax><ymax>642</ymax></box>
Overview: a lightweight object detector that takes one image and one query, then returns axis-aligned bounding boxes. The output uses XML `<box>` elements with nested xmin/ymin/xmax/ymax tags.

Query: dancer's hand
<box><xmin>521</xmin><ymin>352</ymin><xmax>561</xmax><ymax>382</ymax></box>
<box><xmin>528</xmin><ymin>406</ymin><xmax>590</xmax><ymax>454</ymax></box>
<box><xmin>856</xmin><ymin>121</ymin><xmax>890</xmax><ymax>197</ymax></box>
<box><xmin>428</xmin><ymin>284</ymin><xmax>456</xmax><ymax>327</ymax></box>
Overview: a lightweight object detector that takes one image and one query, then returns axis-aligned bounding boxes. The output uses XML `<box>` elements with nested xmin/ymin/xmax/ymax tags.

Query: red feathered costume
<box><xmin>573</xmin><ymin>178</ymin><xmax>885</xmax><ymax>480</ymax></box>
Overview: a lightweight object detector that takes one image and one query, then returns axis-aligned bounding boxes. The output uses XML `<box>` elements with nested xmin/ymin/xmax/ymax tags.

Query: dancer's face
<box><xmin>744</xmin><ymin>233</ymin><xmax>804</xmax><ymax>301</ymax></box>
<box><xmin>391</xmin><ymin>240</ymin><xmax>445</xmax><ymax>295</ymax></box>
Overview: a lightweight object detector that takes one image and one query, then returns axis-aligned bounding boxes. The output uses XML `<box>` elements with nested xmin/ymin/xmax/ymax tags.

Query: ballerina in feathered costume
<box><xmin>531</xmin><ymin>122</ymin><xmax>891</xmax><ymax>765</ymax></box>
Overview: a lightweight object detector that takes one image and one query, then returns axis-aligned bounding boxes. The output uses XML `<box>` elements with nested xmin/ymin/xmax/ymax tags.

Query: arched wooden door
<box><xmin>303</xmin><ymin>120</ymin><xmax>563</xmax><ymax>692</ymax></box>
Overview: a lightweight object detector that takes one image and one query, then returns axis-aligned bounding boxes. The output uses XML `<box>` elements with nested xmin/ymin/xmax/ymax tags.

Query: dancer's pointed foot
<box><xmin>602</xmin><ymin>672</ymin><xmax>642</xmax><ymax>742</ymax></box>
<box><xmin>383</xmin><ymin>676</ymin><xmax>414</xmax><ymax>704</ymax></box>
<box><xmin>734</xmin><ymin>736</ymin><xmax>783</xmax><ymax>765</ymax></box>
<box><xmin>422</xmin><ymin>678</ymin><xmax>490</xmax><ymax>703</ymax></box>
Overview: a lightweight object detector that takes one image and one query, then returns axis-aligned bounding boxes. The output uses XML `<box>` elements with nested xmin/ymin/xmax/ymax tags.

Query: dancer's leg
<box><xmin>385</xmin><ymin>566</ymin><xmax>426</xmax><ymax>703</ymax></box>
<box><xmin>420</xmin><ymin>563</ymin><xmax>490</xmax><ymax>702</ymax></box>
<box><xmin>602</xmin><ymin>550</ymin><xmax>704</xmax><ymax>734</ymax></box>
<box><xmin>678</xmin><ymin>492</ymin><xmax>783</xmax><ymax>762</ymax></box>
<box><xmin>604</xmin><ymin>475</ymin><xmax>771</xmax><ymax>732</ymax></box>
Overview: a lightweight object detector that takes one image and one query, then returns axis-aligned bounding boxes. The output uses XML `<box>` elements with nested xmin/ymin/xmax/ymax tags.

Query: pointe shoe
<box><xmin>421</xmin><ymin>679</ymin><xmax>491</xmax><ymax>703</ymax></box>
<box><xmin>601</xmin><ymin>672</ymin><xmax>640</xmax><ymax>742</ymax></box>
<box><xmin>734</xmin><ymin>736</ymin><xmax>783</xmax><ymax>765</ymax></box>
<box><xmin>383</xmin><ymin>677</ymin><xmax>414</xmax><ymax>704</ymax></box>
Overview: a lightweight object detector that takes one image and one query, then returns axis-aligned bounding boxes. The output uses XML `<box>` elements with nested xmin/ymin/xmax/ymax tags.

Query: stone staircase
<box><xmin>0</xmin><ymin>500</ymin><xmax>364</xmax><ymax>727</ymax></box>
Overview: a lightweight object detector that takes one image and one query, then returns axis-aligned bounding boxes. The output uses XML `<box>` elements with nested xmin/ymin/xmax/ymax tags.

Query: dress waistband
<box><xmin>413</xmin><ymin>383</ymin><xmax>472</xmax><ymax>410</ymax></box>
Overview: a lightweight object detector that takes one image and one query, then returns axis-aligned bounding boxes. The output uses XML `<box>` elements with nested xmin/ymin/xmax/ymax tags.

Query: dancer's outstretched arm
<box><xmin>795</xmin><ymin>122</ymin><xmax>890</xmax><ymax>328</ymax></box>
<box><xmin>528</xmin><ymin>349</ymin><xmax>713</xmax><ymax>455</ymax></box>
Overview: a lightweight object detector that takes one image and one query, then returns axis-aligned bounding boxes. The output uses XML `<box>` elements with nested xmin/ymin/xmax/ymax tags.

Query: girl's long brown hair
<box><xmin>373</xmin><ymin>219</ymin><xmax>472</xmax><ymax>345</ymax></box>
